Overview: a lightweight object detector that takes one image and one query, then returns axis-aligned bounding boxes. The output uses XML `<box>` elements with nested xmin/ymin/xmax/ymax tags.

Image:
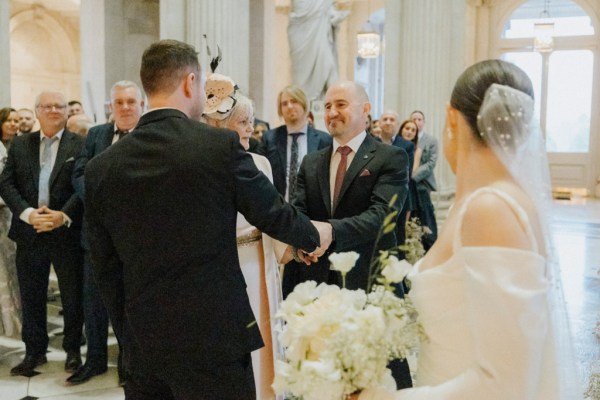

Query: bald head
<box><xmin>379</xmin><ymin>110</ymin><xmax>401</xmax><ymax>143</ymax></box>
<box><xmin>324</xmin><ymin>81</ymin><xmax>371</xmax><ymax>144</ymax></box>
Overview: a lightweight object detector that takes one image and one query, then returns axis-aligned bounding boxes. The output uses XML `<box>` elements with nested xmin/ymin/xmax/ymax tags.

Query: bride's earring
<box><xmin>447</xmin><ymin>128</ymin><xmax>454</xmax><ymax>140</ymax></box>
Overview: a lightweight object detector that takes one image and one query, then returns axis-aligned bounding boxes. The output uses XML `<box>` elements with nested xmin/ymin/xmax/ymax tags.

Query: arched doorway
<box><xmin>490</xmin><ymin>0</ymin><xmax>599</xmax><ymax>197</ymax></box>
<box><xmin>9</xmin><ymin>2</ymin><xmax>80</xmax><ymax>110</ymax></box>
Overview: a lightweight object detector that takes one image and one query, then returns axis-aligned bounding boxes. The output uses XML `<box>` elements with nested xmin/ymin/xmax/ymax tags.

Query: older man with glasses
<box><xmin>0</xmin><ymin>90</ymin><xmax>85</xmax><ymax>377</ymax></box>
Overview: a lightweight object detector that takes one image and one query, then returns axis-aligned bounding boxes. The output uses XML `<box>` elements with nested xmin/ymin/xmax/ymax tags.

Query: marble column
<box><xmin>0</xmin><ymin>0</ymin><xmax>11</xmax><ymax>106</ymax></box>
<box><xmin>80</xmin><ymin>0</ymin><xmax>106</xmax><ymax>122</ymax></box>
<box><xmin>384</xmin><ymin>0</ymin><xmax>469</xmax><ymax>193</ymax></box>
<box><xmin>186</xmin><ymin>0</ymin><xmax>250</xmax><ymax>94</ymax></box>
<box><xmin>81</xmin><ymin>0</ymin><xmax>158</xmax><ymax>123</ymax></box>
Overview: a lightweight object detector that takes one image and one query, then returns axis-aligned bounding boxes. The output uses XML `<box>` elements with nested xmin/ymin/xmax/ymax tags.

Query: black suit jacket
<box><xmin>392</xmin><ymin>135</ymin><xmax>415</xmax><ymax>211</ymax></box>
<box><xmin>72</xmin><ymin>122</ymin><xmax>116</xmax><ymax>250</ymax></box>
<box><xmin>283</xmin><ymin>134</ymin><xmax>409</xmax><ymax>293</ymax></box>
<box><xmin>258</xmin><ymin>124</ymin><xmax>332</xmax><ymax>196</ymax></box>
<box><xmin>84</xmin><ymin>108</ymin><xmax>319</xmax><ymax>373</ymax></box>
<box><xmin>0</xmin><ymin>130</ymin><xmax>84</xmax><ymax>245</ymax></box>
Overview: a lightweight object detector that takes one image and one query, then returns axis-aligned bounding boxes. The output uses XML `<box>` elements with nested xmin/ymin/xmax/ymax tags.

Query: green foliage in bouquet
<box><xmin>399</xmin><ymin>217</ymin><xmax>431</xmax><ymax>265</ymax></box>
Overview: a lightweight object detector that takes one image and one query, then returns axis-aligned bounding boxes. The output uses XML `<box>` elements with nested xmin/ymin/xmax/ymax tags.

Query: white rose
<box><xmin>381</xmin><ymin>256</ymin><xmax>412</xmax><ymax>283</ymax></box>
<box><xmin>329</xmin><ymin>251</ymin><xmax>360</xmax><ymax>274</ymax></box>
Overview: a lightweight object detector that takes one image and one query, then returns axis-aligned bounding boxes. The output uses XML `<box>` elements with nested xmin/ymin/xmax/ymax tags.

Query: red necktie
<box><xmin>333</xmin><ymin>146</ymin><xmax>352</xmax><ymax>206</ymax></box>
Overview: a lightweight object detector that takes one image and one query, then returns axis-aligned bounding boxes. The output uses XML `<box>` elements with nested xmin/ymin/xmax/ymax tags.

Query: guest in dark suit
<box><xmin>257</xmin><ymin>85</ymin><xmax>331</xmax><ymax>201</ymax></box>
<box><xmin>68</xmin><ymin>80</ymin><xmax>144</xmax><ymax>385</ymax></box>
<box><xmin>380</xmin><ymin>110</ymin><xmax>415</xmax><ymax>249</ymax></box>
<box><xmin>0</xmin><ymin>90</ymin><xmax>84</xmax><ymax>376</ymax></box>
<box><xmin>84</xmin><ymin>39</ymin><xmax>326</xmax><ymax>400</ymax></box>
<box><xmin>281</xmin><ymin>81</ymin><xmax>412</xmax><ymax>389</ymax></box>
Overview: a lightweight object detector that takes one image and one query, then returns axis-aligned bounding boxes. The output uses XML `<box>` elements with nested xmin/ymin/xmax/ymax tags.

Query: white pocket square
<box><xmin>65</xmin><ymin>157</ymin><xmax>75</xmax><ymax>162</ymax></box>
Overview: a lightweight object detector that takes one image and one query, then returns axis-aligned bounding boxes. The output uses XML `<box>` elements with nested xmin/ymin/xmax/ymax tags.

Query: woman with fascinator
<box><xmin>203</xmin><ymin>75</ymin><xmax>282</xmax><ymax>400</ymax></box>
<box><xmin>352</xmin><ymin>60</ymin><xmax>580</xmax><ymax>399</ymax></box>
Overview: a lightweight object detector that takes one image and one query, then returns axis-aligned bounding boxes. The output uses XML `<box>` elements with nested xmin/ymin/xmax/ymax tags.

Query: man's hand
<box><xmin>309</xmin><ymin>220</ymin><xmax>333</xmax><ymax>258</ymax></box>
<box><xmin>30</xmin><ymin>206</ymin><xmax>65</xmax><ymax>233</ymax></box>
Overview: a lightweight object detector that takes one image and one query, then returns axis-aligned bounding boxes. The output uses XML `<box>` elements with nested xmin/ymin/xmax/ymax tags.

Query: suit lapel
<box><xmin>49</xmin><ymin>131</ymin><xmax>71</xmax><ymax>187</ymax></box>
<box><xmin>276</xmin><ymin>127</ymin><xmax>288</xmax><ymax>172</ymax></box>
<box><xmin>335</xmin><ymin>136</ymin><xmax>377</xmax><ymax>208</ymax></box>
<box><xmin>316</xmin><ymin>147</ymin><xmax>333</xmax><ymax>217</ymax></box>
<box><xmin>101</xmin><ymin>123</ymin><xmax>115</xmax><ymax>150</ymax></box>
<box><xmin>28</xmin><ymin>132</ymin><xmax>41</xmax><ymax>186</ymax></box>
<box><xmin>307</xmin><ymin>126</ymin><xmax>318</xmax><ymax>153</ymax></box>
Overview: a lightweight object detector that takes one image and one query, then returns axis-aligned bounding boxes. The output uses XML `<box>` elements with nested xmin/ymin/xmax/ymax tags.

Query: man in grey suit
<box><xmin>69</xmin><ymin>80</ymin><xmax>144</xmax><ymax>385</ymax></box>
<box><xmin>257</xmin><ymin>85</ymin><xmax>331</xmax><ymax>201</ymax></box>
<box><xmin>410</xmin><ymin>110</ymin><xmax>438</xmax><ymax>250</ymax></box>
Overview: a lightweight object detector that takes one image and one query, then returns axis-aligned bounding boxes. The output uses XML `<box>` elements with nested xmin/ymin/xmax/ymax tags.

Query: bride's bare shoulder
<box><xmin>460</xmin><ymin>184</ymin><xmax>537</xmax><ymax>251</ymax></box>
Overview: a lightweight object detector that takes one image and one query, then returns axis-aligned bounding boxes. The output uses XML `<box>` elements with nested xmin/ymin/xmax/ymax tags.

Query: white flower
<box><xmin>274</xmin><ymin>261</ymin><xmax>423</xmax><ymax>400</ymax></box>
<box><xmin>329</xmin><ymin>251</ymin><xmax>360</xmax><ymax>274</ymax></box>
<box><xmin>381</xmin><ymin>256</ymin><xmax>412</xmax><ymax>283</ymax></box>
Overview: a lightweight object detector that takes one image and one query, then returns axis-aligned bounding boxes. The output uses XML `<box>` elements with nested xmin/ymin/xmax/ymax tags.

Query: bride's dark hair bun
<box><xmin>450</xmin><ymin>59</ymin><xmax>534</xmax><ymax>141</ymax></box>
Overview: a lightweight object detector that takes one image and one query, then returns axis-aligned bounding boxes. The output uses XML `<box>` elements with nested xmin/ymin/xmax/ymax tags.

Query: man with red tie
<box><xmin>281</xmin><ymin>80</ymin><xmax>412</xmax><ymax>388</ymax></box>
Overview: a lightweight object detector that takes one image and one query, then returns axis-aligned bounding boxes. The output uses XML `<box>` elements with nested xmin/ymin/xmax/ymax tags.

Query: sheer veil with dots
<box><xmin>478</xmin><ymin>83</ymin><xmax>581</xmax><ymax>399</ymax></box>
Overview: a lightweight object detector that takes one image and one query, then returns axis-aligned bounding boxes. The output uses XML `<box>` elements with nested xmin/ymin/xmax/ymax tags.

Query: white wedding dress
<box><xmin>361</xmin><ymin>187</ymin><xmax>565</xmax><ymax>400</ymax></box>
<box><xmin>236</xmin><ymin>152</ymin><xmax>282</xmax><ymax>400</ymax></box>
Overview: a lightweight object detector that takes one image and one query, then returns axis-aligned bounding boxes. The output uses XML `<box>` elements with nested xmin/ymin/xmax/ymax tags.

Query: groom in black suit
<box><xmin>281</xmin><ymin>81</ymin><xmax>412</xmax><ymax>389</ymax></box>
<box><xmin>84</xmin><ymin>40</ymin><xmax>326</xmax><ymax>400</ymax></box>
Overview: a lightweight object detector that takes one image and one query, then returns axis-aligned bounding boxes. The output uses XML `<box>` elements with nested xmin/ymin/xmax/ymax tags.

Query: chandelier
<box><xmin>357</xmin><ymin>0</ymin><xmax>380</xmax><ymax>58</ymax></box>
<box><xmin>533</xmin><ymin>0</ymin><xmax>554</xmax><ymax>52</ymax></box>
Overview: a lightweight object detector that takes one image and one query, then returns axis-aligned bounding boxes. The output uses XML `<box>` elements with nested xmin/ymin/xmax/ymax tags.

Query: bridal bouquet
<box><xmin>273</xmin><ymin>197</ymin><xmax>424</xmax><ymax>400</ymax></box>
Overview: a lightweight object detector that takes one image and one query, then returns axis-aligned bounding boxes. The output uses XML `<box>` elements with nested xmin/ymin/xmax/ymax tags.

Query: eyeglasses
<box><xmin>37</xmin><ymin>104</ymin><xmax>67</xmax><ymax>112</ymax></box>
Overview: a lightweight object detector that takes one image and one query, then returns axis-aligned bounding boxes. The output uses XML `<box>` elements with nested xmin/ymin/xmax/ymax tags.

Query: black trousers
<box><xmin>123</xmin><ymin>353</ymin><xmax>255</xmax><ymax>400</ymax></box>
<box><xmin>16</xmin><ymin>236</ymin><xmax>84</xmax><ymax>356</ymax></box>
<box><xmin>413</xmin><ymin>184</ymin><xmax>438</xmax><ymax>251</ymax></box>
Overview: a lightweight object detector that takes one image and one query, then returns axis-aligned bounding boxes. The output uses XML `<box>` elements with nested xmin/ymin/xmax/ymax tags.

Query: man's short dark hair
<box><xmin>68</xmin><ymin>100</ymin><xmax>82</xmax><ymax>107</ymax></box>
<box><xmin>140</xmin><ymin>40</ymin><xmax>201</xmax><ymax>96</ymax></box>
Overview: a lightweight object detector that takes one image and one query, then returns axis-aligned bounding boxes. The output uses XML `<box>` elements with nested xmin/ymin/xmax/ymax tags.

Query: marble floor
<box><xmin>0</xmin><ymin>198</ymin><xmax>599</xmax><ymax>399</ymax></box>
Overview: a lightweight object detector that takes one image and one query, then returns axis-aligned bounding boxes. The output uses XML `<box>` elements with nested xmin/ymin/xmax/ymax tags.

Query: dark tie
<box><xmin>116</xmin><ymin>129</ymin><xmax>128</xmax><ymax>139</ymax></box>
<box><xmin>38</xmin><ymin>136</ymin><xmax>58</xmax><ymax>206</ymax></box>
<box><xmin>333</xmin><ymin>146</ymin><xmax>352</xmax><ymax>207</ymax></box>
<box><xmin>288</xmin><ymin>133</ymin><xmax>302</xmax><ymax>199</ymax></box>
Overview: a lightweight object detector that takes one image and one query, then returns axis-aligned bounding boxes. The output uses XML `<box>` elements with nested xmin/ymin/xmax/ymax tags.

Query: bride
<box><xmin>355</xmin><ymin>60</ymin><xmax>580</xmax><ymax>399</ymax></box>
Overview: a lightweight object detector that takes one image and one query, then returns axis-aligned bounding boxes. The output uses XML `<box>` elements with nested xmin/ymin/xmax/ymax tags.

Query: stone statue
<box><xmin>288</xmin><ymin>0</ymin><xmax>350</xmax><ymax>101</ymax></box>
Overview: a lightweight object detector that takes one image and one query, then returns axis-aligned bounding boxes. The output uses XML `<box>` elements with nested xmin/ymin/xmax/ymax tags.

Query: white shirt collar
<box><xmin>40</xmin><ymin>129</ymin><xmax>64</xmax><ymax>141</ymax></box>
<box><xmin>332</xmin><ymin>131</ymin><xmax>367</xmax><ymax>155</ymax></box>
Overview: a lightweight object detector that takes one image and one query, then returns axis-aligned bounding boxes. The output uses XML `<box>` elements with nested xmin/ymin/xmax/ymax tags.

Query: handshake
<box><xmin>280</xmin><ymin>221</ymin><xmax>333</xmax><ymax>265</ymax></box>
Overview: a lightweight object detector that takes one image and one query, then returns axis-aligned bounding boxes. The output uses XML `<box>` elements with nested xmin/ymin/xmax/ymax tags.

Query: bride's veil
<box><xmin>477</xmin><ymin>83</ymin><xmax>582</xmax><ymax>399</ymax></box>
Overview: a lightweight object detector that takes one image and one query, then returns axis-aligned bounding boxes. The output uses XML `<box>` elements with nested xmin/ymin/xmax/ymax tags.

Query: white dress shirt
<box><xmin>329</xmin><ymin>131</ymin><xmax>367</xmax><ymax>209</ymax></box>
